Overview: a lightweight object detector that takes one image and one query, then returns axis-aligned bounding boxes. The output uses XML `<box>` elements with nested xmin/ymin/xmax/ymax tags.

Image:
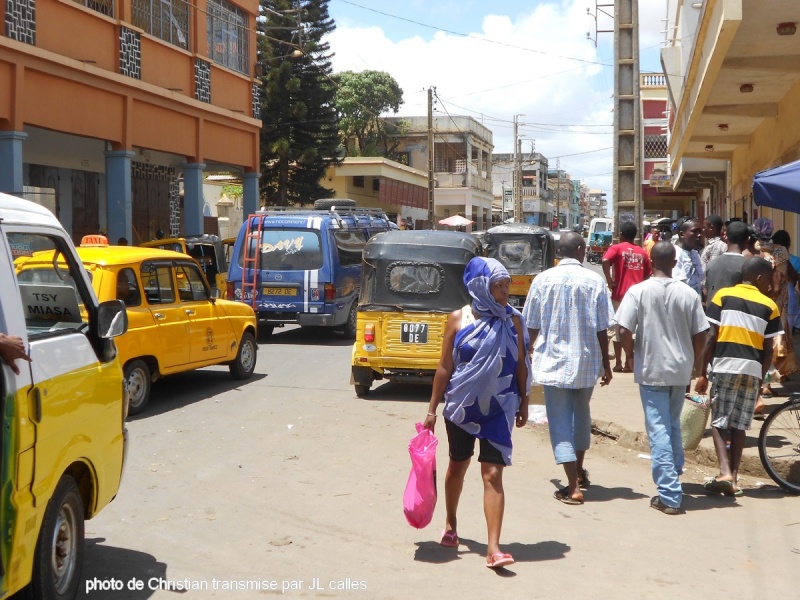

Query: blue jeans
<box><xmin>639</xmin><ymin>385</ymin><xmax>684</xmax><ymax>508</ymax></box>
<box><xmin>543</xmin><ymin>386</ymin><xmax>593</xmax><ymax>464</ymax></box>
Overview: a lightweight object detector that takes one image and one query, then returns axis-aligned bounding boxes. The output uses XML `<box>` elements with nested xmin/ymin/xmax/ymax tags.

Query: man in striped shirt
<box><xmin>694</xmin><ymin>257</ymin><xmax>781</xmax><ymax>496</ymax></box>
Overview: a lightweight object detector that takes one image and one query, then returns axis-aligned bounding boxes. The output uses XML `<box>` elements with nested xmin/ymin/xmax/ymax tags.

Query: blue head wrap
<box><xmin>463</xmin><ymin>257</ymin><xmax>511</xmax><ymax>319</ymax></box>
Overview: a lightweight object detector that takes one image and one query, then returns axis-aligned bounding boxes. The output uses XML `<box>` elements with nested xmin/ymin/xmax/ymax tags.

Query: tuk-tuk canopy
<box><xmin>360</xmin><ymin>230</ymin><xmax>481</xmax><ymax>313</ymax></box>
<box><xmin>483</xmin><ymin>224</ymin><xmax>555</xmax><ymax>275</ymax></box>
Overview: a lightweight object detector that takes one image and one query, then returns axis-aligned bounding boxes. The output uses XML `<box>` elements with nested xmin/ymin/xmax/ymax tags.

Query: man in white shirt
<box><xmin>615</xmin><ymin>242</ymin><xmax>709</xmax><ymax>514</ymax></box>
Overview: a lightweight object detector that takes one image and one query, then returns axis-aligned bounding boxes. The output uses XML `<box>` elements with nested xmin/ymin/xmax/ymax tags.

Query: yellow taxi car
<box><xmin>15</xmin><ymin>237</ymin><xmax>258</xmax><ymax>415</ymax></box>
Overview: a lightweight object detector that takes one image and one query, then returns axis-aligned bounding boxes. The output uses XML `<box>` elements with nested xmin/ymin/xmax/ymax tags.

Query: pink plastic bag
<box><xmin>403</xmin><ymin>422</ymin><xmax>438</xmax><ymax>529</ymax></box>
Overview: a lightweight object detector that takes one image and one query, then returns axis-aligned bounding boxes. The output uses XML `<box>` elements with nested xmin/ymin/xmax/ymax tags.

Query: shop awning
<box><xmin>753</xmin><ymin>159</ymin><xmax>800</xmax><ymax>212</ymax></box>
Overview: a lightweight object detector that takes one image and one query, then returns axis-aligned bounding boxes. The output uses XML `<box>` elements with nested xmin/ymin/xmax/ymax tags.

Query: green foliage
<box><xmin>222</xmin><ymin>184</ymin><xmax>243</xmax><ymax>199</ymax></box>
<box><xmin>333</xmin><ymin>70</ymin><xmax>405</xmax><ymax>158</ymax></box>
<box><xmin>257</xmin><ymin>0</ymin><xmax>340</xmax><ymax>206</ymax></box>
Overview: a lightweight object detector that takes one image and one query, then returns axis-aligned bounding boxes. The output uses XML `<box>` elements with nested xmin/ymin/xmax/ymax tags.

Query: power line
<box><xmin>337</xmin><ymin>0</ymin><xmax>606</xmax><ymax>67</ymax></box>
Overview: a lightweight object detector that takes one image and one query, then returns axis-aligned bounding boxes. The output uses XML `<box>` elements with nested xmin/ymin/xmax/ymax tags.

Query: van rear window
<box><xmin>387</xmin><ymin>263</ymin><xmax>443</xmax><ymax>294</ymax></box>
<box><xmin>239</xmin><ymin>229</ymin><xmax>323</xmax><ymax>271</ymax></box>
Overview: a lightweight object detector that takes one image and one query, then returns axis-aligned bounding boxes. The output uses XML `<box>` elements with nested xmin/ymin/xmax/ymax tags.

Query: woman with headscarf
<box><xmin>423</xmin><ymin>257</ymin><xmax>530</xmax><ymax>570</ymax></box>
<box><xmin>768</xmin><ymin>229</ymin><xmax>800</xmax><ymax>383</ymax></box>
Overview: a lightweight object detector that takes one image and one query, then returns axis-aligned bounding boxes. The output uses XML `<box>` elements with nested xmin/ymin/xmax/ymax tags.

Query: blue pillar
<box><xmin>242</xmin><ymin>171</ymin><xmax>259</xmax><ymax>216</ymax></box>
<box><xmin>182</xmin><ymin>163</ymin><xmax>205</xmax><ymax>235</ymax></box>
<box><xmin>105</xmin><ymin>150</ymin><xmax>134</xmax><ymax>244</ymax></box>
<box><xmin>0</xmin><ymin>131</ymin><xmax>28</xmax><ymax>194</ymax></box>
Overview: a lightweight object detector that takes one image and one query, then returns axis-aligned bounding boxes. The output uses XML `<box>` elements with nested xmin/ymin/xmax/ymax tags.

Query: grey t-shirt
<box><xmin>615</xmin><ymin>277</ymin><xmax>709</xmax><ymax>386</ymax></box>
<box><xmin>705</xmin><ymin>252</ymin><xmax>745</xmax><ymax>304</ymax></box>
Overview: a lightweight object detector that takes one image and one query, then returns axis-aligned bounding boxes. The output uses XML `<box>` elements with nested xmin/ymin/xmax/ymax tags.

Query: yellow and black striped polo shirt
<box><xmin>707</xmin><ymin>283</ymin><xmax>782</xmax><ymax>378</ymax></box>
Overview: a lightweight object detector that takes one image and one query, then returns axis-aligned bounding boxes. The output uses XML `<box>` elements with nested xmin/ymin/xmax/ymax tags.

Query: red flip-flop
<box><xmin>486</xmin><ymin>552</ymin><xmax>515</xmax><ymax>569</ymax></box>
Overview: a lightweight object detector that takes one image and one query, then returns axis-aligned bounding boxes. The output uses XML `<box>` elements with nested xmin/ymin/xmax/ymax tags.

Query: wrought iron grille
<box><xmin>644</xmin><ymin>134</ymin><xmax>668</xmax><ymax>159</ymax></box>
<box><xmin>72</xmin><ymin>0</ymin><xmax>114</xmax><ymax>17</ymax></box>
<box><xmin>206</xmin><ymin>0</ymin><xmax>249</xmax><ymax>75</ymax></box>
<box><xmin>131</xmin><ymin>0</ymin><xmax>189</xmax><ymax>50</ymax></box>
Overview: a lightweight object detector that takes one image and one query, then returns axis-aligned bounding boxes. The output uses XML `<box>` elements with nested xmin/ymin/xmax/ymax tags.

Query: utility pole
<box><xmin>427</xmin><ymin>86</ymin><xmax>435</xmax><ymax>228</ymax></box>
<box><xmin>512</xmin><ymin>114</ymin><xmax>525</xmax><ymax>222</ymax></box>
<box><xmin>613</xmin><ymin>0</ymin><xmax>641</xmax><ymax>243</ymax></box>
<box><xmin>556</xmin><ymin>157</ymin><xmax>561</xmax><ymax>230</ymax></box>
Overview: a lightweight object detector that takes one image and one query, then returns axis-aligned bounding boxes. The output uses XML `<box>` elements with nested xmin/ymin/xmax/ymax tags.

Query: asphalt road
<box><xmin>75</xmin><ymin>326</ymin><xmax>798</xmax><ymax>599</ymax></box>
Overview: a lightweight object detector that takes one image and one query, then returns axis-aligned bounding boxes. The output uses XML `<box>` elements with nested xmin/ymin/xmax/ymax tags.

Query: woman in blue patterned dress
<box><xmin>423</xmin><ymin>257</ymin><xmax>529</xmax><ymax>569</ymax></box>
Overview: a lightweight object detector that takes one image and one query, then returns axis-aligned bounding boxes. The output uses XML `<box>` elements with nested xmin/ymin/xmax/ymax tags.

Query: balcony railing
<box><xmin>641</xmin><ymin>73</ymin><xmax>666</xmax><ymax>88</ymax></box>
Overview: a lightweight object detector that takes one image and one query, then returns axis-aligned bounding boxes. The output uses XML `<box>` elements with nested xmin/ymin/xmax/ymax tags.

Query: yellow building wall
<box><xmin>730</xmin><ymin>78</ymin><xmax>800</xmax><ymax>216</ymax></box>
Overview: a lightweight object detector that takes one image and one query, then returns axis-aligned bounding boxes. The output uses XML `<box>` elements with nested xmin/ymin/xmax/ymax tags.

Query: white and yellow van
<box><xmin>0</xmin><ymin>193</ymin><xmax>128</xmax><ymax>599</ymax></box>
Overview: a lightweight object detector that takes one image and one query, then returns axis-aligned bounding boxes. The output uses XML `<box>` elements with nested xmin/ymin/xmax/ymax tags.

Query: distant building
<box><xmin>324</xmin><ymin>157</ymin><xmax>428</xmax><ymax>229</ymax></box>
<box><xmin>386</xmin><ymin>116</ymin><xmax>493</xmax><ymax>230</ymax></box>
<box><xmin>492</xmin><ymin>152</ymin><xmax>551</xmax><ymax>226</ymax></box>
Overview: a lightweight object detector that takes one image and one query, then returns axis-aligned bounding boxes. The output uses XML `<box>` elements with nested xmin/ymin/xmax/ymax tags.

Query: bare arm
<box><xmin>601</xmin><ymin>258</ymin><xmax>615</xmax><ymax>289</ymax></box>
<box><xmin>762</xmin><ymin>339</ymin><xmax>775</xmax><ymax>381</ymax></box>
<box><xmin>694</xmin><ymin>324</ymin><xmax>719</xmax><ymax>394</ymax></box>
<box><xmin>691</xmin><ymin>330</ymin><xmax>707</xmax><ymax>378</ymax></box>
<box><xmin>596</xmin><ymin>329</ymin><xmax>612</xmax><ymax>386</ymax></box>
<box><xmin>424</xmin><ymin>310</ymin><xmax>461</xmax><ymax>432</ymax></box>
<box><xmin>512</xmin><ymin>315</ymin><xmax>529</xmax><ymax>428</ymax></box>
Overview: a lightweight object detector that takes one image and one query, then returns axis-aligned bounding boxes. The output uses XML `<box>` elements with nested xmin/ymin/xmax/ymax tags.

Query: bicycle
<box><xmin>757</xmin><ymin>393</ymin><xmax>800</xmax><ymax>494</ymax></box>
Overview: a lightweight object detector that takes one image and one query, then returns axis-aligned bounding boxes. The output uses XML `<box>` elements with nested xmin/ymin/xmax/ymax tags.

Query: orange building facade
<box><xmin>1</xmin><ymin>0</ymin><xmax>261</xmax><ymax>243</ymax></box>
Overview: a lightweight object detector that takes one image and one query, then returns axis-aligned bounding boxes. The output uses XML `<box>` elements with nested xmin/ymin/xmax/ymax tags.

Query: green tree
<box><xmin>257</xmin><ymin>0</ymin><xmax>340</xmax><ymax>206</ymax></box>
<box><xmin>333</xmin><ymin>70</ymin><xmax>406</xmax><ymax>158</ymax></box>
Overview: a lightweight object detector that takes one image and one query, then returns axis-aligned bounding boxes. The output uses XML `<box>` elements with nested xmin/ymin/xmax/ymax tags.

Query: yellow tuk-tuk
<box><xmin>350</xmin><ymin>230</ymin><xmax>481</xmax><ymax>397</ymax></box>
<box><xmin>483</xmin><ymin>224</ymin><xmax>555</xmax><ymax>308</ymax></box>
<box><xmin>140</xmin><ymin>233</ymin><xmax>228</xmax><ymax>292</ymax></box>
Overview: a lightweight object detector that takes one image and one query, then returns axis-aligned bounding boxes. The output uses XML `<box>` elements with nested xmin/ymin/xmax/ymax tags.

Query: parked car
<box><xmin>1</xmin><ymin>193</ymin><xmax>128</xmax><ymax>598</ymax></box>
<box><xmin>15</xmin><ymin>239</ymin><xmax>258</xmax><ymax>415</ymax></box>
<box><xmin>227</xmin><ymin>205</ymin><xmax>393</xmax><ymax>339</ymax></box>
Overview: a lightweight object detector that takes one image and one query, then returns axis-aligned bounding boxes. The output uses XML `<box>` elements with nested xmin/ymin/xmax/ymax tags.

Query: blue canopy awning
<box><xmin>753</xmin><ymin>159</ymin><xmax>800</xmax><ymax>212</ymax></box>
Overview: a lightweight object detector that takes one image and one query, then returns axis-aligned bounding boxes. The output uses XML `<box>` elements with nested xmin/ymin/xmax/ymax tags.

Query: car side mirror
<box><xmin>98</xmin><ymin>299</ymin><xmax>128</xmax><ymax>338</ymax></box>
<box><xmin>210</xmin><ymin>287</ymin><xmax>221</xmax><ymax>300</ymax></box>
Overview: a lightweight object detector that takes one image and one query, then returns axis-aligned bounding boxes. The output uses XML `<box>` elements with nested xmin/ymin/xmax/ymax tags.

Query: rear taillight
<box><xmin>364</xmin><ymin>323</ymin><xmax>375</xmax><ymax>343</ymax></box>
<box><xmin>226</xmin><ymin>282</ymin><xmax>235</xmax><ymax>300</ymax></box>
<box><xmin>324</xmin><ymin>284</ymin><xmax>336</xmax><ymax>302</ymax></box>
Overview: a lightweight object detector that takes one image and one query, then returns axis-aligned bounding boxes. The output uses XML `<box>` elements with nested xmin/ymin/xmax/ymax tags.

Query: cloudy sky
<box><xmin>324</xmin><ymin>0</ymin><xmax>677</xmax><ymax>203</ymax></box>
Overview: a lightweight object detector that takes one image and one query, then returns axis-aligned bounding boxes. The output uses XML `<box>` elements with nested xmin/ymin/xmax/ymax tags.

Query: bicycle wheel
<box><xmin>758</xmin><ymin>396</ymin><xmax>800</xmax><ymax>494</ymax></box>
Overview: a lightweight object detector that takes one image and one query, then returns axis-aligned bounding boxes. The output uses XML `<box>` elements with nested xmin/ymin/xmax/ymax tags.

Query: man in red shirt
<box><xmin>602</xmin><ymin>221</ymin><xmax>652</xmax><ymax>372</ymax></box>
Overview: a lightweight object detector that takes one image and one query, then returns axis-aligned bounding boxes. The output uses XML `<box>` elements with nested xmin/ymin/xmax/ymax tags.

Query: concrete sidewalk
<box><xmin>568</xmin><ymin>370</ymin><xmax>800</xmax><ymax>480</ymax></box>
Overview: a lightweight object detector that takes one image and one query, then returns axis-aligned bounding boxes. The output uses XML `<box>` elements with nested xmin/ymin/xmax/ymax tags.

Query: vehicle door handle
<box><xmin>32</xmin><ymin>387</ymin><xmax>42</xmax><ymax>422</ymax></box>
<box><xmin>154</xmin><ymin>312</ymin><xmax>165</xmax><ymax>320</ymax></box>
<box><xmin>185</xmin><ymin>309</ymin><xmax>195</xmax><ymax>316</ymax></box>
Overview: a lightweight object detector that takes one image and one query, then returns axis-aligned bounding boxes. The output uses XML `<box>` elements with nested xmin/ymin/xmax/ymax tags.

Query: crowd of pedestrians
<box><xmin>423</xmin><ymin>215</ymin><xmax>794</xmax><ymax>567</ymax></box>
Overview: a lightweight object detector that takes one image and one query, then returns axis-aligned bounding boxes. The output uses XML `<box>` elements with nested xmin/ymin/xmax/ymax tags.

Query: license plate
<box><xmin>509</xmin><ymin>296</ymin><xmax>523</xmax><ymax>307</ymax></box>
<box><xmin>401</xmin><ymin>323</ymin><xmax>428</xmax><ymax>343</ymax></box>
<box><xmin>262</xmin><ymin>287</ymin><xmax>297</xmax><ymax>296</ymax></box>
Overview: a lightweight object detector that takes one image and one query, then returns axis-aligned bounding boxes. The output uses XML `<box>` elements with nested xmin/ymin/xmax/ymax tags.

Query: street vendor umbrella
<box><xmin>438</xmin><ymin>215</ymin><xmax>475</xmax><ymax>227</ymax></box>
<box><xmin>753</xmin><ymin>159</ymin><xmax>800</xmax><ymax>212</ymax></box>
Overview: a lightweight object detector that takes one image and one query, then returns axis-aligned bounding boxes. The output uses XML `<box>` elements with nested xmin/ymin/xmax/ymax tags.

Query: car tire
<box><xmin>230</xmin><ymin>332</ymin><xmax>257</xmax><ymax>380</ymax></box>
<box><xmin>125</xmin><ymin>359</ymin><xmax>151</xmax><ymax>416</ymax></box>
<box><xmin>354</xmin><ymin>384</ymin><xmax>371</xmax><ymax>397</ymax></box>
<box><xmin>314</xmin><ymin>198</ymin><xmax>357</xmax><ymax>210</ymax></box>
<box><xmin>26</xmin><ymin>475</ymin><xmax>84</xmax><ymax>600</ymax></box>
<box><xmin>257</xmin><ymin>325</ymin><xmax>274</xmax><ymax>341</ymax></box>
<box><xmin>343</xmin><ymin>302</ymin><xmax>358</xmax><ymax>340</ymax></box>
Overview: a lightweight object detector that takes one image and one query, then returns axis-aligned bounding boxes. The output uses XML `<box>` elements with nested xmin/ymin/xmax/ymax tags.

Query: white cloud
<box><xmin>325</xmin><ymin>0</ymin><xmax>671</xmax><ymax>202</ymax></box>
